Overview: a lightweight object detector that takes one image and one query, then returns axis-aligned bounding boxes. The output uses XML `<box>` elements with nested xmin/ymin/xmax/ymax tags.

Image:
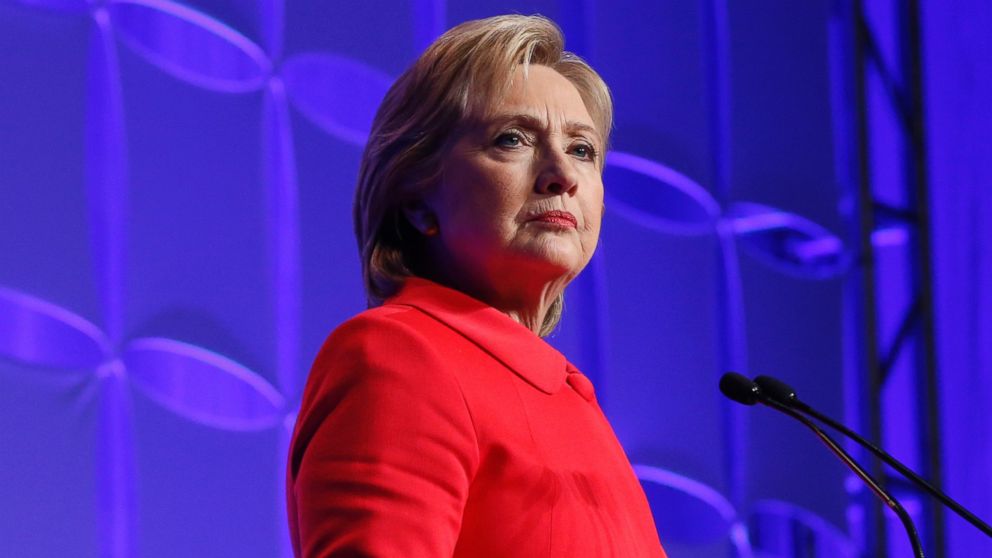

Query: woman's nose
<box><xmin>535</xmin><ymin>150</ymin><xmax>579</xmax><ymax>196</ymax></box>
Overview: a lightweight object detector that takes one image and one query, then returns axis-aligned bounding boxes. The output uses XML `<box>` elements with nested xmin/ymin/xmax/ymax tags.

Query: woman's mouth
<box><xmin>530</xmin><ymin>210</ymin><xmax>578</xmax><ymax>228</ymax></box>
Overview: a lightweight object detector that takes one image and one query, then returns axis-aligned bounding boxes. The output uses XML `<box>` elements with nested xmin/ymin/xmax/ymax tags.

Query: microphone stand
<box><xmin>755</xmin><ymin>375</ymin><xmax>992</xmax><ymax>539</ymax></box>
<box><xmin>759</xmin><ymin>397</ymin><xmax>927</xmax><ymax>558</ymax></box>
<box><xmin>719</xmin><ymin>372</ymin><xmax>926</xmax><ymax>556</ymax></box>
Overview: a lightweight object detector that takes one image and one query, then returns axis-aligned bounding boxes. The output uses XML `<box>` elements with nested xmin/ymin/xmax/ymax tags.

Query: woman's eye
<box><xmin>495</xmin><ymin>132</ymin><xmax>522</xmax><ymax>147</ymax></box>
<box><xmin>570</xmin><ymin>143</ymin><xmax>597</xmax><ymax>160</ymax></box>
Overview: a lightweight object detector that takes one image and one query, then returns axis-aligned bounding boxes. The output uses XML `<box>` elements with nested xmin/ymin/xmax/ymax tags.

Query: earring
<box><xmin>423</xmin><ymin>224</ymin><xmax>439</xmax><ymax>237</ymax></box>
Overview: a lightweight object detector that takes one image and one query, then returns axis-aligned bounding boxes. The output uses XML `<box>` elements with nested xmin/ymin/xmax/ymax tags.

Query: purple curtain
<box><xmin>925</xmin><ymin>0</ymin><xmax>992</xmax><ymax>555</ymax></box>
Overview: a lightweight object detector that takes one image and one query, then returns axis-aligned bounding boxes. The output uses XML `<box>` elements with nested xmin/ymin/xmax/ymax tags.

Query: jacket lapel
<box><xmin>388</xmin><ymin>278</ymin><xmax>568</xmax><ymax>395</ymax></box>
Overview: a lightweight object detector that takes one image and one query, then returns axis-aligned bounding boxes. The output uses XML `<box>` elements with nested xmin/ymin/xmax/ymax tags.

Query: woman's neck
<box><xmin>423</xmin><ymin>265</ymin><xmax>570</xmax><ymax>335</ymax></box>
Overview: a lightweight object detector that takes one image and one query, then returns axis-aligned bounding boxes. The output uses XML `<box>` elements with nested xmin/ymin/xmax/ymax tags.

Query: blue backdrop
<box><xmin>0</xmin><ymin>1</ymin><xmax>987</xmax><ymax>557</ymax></box>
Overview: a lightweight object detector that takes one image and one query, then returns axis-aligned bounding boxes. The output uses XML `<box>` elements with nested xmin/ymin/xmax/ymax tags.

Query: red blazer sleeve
<box><xmin>288</xmin><ymin>314</ymin><xmax>480</xmax><ymax>557</ymax></box>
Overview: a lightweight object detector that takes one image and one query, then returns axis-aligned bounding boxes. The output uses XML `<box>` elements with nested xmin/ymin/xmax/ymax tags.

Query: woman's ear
<box><xmin>402</xmin><ymin>202</ymin><xmax>439</xmax><ymax>237</ymax></box>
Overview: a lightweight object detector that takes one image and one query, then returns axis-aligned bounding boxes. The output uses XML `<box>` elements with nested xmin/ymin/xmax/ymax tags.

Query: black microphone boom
<box><xmin>753</xmin><ymin>374</ymin><xmax>992</xmax><ymax>539</ymax></box>
<box><xmin>720</xmin><ymin>372</ymin><xmax>926</xmax><ymax>558</ymax></box>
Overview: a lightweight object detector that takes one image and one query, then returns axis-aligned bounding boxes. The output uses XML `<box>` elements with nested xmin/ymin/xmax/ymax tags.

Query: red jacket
<box><xmin>287</xmin><ymin>278</ymin><xmax>666</xmax><ymax>557</ymax></box>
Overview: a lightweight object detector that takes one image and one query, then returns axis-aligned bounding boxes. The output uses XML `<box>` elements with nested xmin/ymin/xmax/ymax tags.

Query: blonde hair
<box><xmin>354</xmin><ymin>14</ymin><xmax>613</xmax><ymax>336</ymax></box>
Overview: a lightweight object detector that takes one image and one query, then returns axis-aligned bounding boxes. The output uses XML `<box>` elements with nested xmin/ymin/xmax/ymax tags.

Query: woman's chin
<box><xmin>510</xmin><ymin>243</ymin><xmax>588</xmax><ymax>279</ymax></box>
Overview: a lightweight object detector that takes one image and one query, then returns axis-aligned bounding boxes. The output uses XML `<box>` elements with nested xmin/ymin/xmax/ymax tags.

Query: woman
<box><xmin>287</xmin><ymin>14</ymin><xmax>667</xmax><ymax>557</ymax></box>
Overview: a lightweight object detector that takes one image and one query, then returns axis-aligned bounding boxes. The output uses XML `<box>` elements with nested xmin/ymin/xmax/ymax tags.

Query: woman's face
<box><xmin>422</xmin><ymin>64</ymin><xmax>604</xmax><ymax>295</ymax></box>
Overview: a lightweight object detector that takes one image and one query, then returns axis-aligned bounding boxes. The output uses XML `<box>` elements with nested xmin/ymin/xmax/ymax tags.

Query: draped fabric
<box><xmin>925</xmin><ymin>1</ymin><xmax>992</xmax><ymax>555</ymax></box>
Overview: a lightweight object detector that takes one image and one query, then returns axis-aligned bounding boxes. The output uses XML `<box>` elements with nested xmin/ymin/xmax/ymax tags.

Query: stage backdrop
<box><xmin>0</xmin><ymin>1</ymin><xmax>987</xmax><ymax>557</ymax></box>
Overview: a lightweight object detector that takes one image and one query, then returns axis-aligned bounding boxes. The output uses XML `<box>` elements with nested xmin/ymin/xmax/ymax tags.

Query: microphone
<box><xmin>719</xmin><ymin>371</ymin><xmax>762</xmax><ymax>405</ymax></box>
<box><xmin>753</xmin><ymin>374</ymin><xmax>992</xmax><ymax>539</ymax></box>
<box><xmin>720</xmin><ymin>372</ymin><xmax>925</xmax><ymax>557</ymax></box>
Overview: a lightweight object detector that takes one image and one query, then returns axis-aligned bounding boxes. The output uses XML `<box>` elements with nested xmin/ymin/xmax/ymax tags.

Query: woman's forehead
<box><xmin>474</xmin><ymin>66</ymin><xmax>598</xmax><ymax>134</ymax></box>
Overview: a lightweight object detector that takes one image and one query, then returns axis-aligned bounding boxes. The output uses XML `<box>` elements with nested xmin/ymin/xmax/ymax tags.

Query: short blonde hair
<box><xmin>354</xmin><ymin>14</ymin><xmax>613</xmax><ymax>336</ymax></box>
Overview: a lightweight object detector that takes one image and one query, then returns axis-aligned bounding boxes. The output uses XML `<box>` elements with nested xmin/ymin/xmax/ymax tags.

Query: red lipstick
<box><xmin>531</xmin><ymin>210</ymin><xmax>577</xmax><ymax>228</ymax></box>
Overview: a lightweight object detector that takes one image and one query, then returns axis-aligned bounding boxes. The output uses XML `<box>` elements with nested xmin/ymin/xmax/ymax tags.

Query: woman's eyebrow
<box><xmin>564</xmin><ymin>121</ymin><xmax>603</xmax><ymax>144</ymax></box>
<box><xmin>488</xmin><ymin>113</ymin><xmax>602</xmax><ymax>143</ymax></box>
<box><xmin>486</xmin><ymin>113</ymin><xmax>544</xmax><ymax>131</ymax></box>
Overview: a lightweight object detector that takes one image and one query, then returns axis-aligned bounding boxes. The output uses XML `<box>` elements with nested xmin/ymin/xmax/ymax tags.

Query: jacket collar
<box><xmin>386</xmin><ymin>277</ymin><xmax>567</xmax><ymax>395</ymax></box>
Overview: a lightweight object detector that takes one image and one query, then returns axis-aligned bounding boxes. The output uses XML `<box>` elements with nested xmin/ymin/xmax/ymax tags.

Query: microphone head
<box><xmin>754</xmin><ymin>375</ymin><xmax>801</xmax><ymax>407</ymax></box>
<box><xmin>719</xmin><ymin>372</ymin><xmax>762</xmax><ymax>406</ymax></box>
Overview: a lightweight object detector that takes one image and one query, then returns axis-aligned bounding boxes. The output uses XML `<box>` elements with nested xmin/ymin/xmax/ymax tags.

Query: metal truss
<box><xmin>839</xmin><ymin>0</ymin><xmax>944</xmax><ymax>555</ymax></box>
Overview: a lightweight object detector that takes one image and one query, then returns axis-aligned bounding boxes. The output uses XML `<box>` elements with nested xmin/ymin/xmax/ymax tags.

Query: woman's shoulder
<box><xmin>307</xmin><ymin>301</ymin><xmax>460</xmax><ymax>390</ymax></box>
<box><xmin>288</xmin><ymin>302</ymin><xmax>481</xmax><ymax>494</ymax></box>
<box><xmin>324</xmin><ymin>302</ymin><xmax>440</xmax><ymax>351</ymax></box>
<box><xmin>296</xmin><ymin>302</ymin><xmax>466</xmax><ymax>423</ymax></box>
